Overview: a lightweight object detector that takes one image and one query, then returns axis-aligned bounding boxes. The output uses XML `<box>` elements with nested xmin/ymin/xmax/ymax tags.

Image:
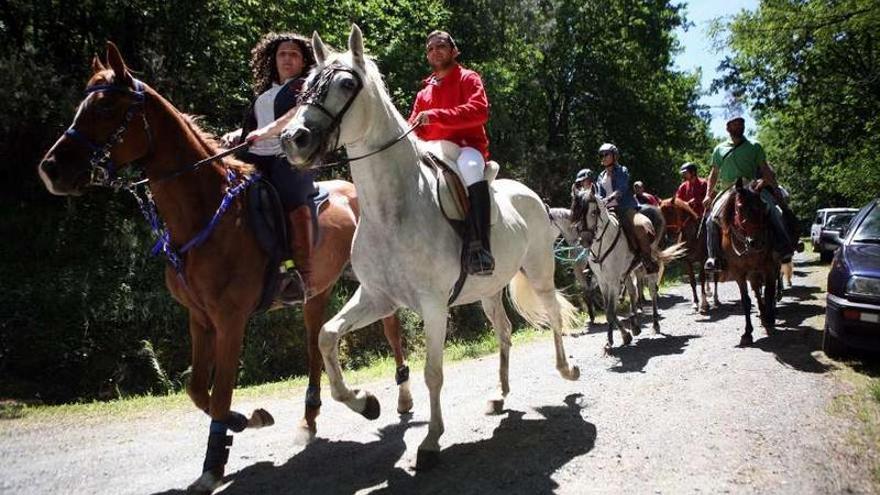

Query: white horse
<box><xmin>575</xmin><ymin>189</ymin><xmax>685</xmax><ymax>353</ymax></box>
<box><xmin>548</xmin><ymin>207</ymin><xmax>602</xmax><ymax>324</ymax></box>
<box><xmin>280</xmin><ymin>26</ymin><xmax>580</xmax><ymax>469</ymax></box>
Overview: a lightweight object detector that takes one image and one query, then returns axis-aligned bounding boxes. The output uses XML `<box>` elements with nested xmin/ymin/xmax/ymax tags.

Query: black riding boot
<box><xmin>704</xmin><ymin>219</ymin><xmax>722</xmax><ymax>271</ymax></box>
<box><xmin>465</xmin><ymin>181</ymin><xmax>495</xmax><ymax>276</ymax></box>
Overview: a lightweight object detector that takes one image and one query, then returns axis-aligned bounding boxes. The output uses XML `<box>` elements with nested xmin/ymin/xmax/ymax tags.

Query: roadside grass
<box><xmin>0</xmin><ymin>324</ymin><xmax>566</xmax><ymax>423</ymax></box>
<box><xmin>829</xmin><ymin>361</ymin><xmax>880</xmax><ymax>486</ymax></box>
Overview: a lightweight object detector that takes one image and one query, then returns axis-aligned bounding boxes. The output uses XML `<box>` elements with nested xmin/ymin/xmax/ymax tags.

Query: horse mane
<box><xmin>178</xmin><ymin>113</ymin><xmax>255</xmax><ymax>175</ymax></box>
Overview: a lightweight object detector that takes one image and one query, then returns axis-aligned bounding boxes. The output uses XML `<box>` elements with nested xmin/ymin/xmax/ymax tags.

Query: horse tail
<box><xmin>654</xmin><ymin>241</ymin><xmax>687</xmax><ymax>264</ymax></box>
<box><xmin>508</xmin><ymin>270</ymin><xmax>579</xmax><ymax>332</ymax></box>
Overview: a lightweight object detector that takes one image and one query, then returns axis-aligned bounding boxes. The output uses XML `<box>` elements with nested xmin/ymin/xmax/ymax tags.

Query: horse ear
<box><xmin>312</xmin><ymin>31</ymin><xmax>328</xmax><ymax>66</ymax></box>
<box><xmin>106</xmin><ymin>41</ymin><xmax>133</xmax><ymax>87</ymax></box>
<box><xmin>91</xmin><ymin>54</ymin><xmax>106</xmax><ymax>74</ymax></box>
<box><xmin>348</xmin><ymin>24</ymin><xmax>365</xmax><ymax>69</ymax></box>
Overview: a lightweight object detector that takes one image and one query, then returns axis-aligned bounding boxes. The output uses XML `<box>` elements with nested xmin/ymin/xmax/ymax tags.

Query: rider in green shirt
<box><xmin>702</xmin><ymin>116</ymin><xmax>795</xmax><ymax>271</ymax></box>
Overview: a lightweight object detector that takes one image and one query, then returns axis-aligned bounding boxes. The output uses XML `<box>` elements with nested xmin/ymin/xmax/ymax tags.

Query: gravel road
<box><xmin>0</xmin><ymin>253</ymin><xmax>874</xmax><ymax>494</ymax></box>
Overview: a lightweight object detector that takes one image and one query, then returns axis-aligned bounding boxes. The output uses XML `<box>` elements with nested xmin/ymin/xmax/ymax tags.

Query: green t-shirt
<box><xmin>710</xmin><ymin>138</ymin><xmax>766</xmax><ymax>190</ymax></box>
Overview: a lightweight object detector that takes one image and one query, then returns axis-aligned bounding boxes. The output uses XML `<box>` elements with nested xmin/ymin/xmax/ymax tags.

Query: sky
<box><xmin>673</xmin><ymin>0</ymin><xmax>760</xmax><ymax>138</ymax></box>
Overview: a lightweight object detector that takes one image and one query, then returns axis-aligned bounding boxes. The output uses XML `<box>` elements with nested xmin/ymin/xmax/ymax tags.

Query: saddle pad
<box><xmin>417</xmin><ymin>141</ymin><xmax>500</xmax><ymax>224</ymax></box>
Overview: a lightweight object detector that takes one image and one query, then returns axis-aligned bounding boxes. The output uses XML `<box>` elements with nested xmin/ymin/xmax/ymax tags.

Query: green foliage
<box><xmin>1</xmin><ymin>0</ymin><xmax>710</xmax><ymax>403</ymax></box>
<box><xmin>714</xmin><ymin>0</ymin><xmax>880</xmax><ymax>221</ymax></box>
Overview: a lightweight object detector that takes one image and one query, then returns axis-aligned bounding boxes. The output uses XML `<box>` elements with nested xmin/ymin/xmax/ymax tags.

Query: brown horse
<box><xmin>37</xmin><ymin>42</ymin><xmax>411</xmax><ymax>493</ymax></box>
<box><xmin>659</xmin><ymin>197</ymin><xmax>718</xmax><ymax>312</ymax></box>
<box><xmin>716</xmin><ymin>178</ymin><xmax>779</xmax><ymax>346</ymax></box>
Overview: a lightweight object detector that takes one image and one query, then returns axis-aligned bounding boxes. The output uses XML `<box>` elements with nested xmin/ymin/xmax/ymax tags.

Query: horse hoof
<box><xmin>485</xmin><ymin>399</ymin><xmax>505</xmax><ymax>415</ymax></box>
<box><xmin>294</xmin><ymin>423</ymin><xmax>317</xmax><ymax>445</ymax></box>
<box><xmin>398</xmin><ymin>396</ymin><xmax>414</xmax><ymax>415</ymax></box>
<box><xmin>566</xmin><ymin>365</ymin><xmax>581</xmax><ymax>381</ymax></box>
<box><xmin>739</xmin><ymin>334</ymin><xmax>754</xmax><ymax>346</ymax></box>
<box><xmin>653</xmin><ymin>322</ymin><xmax>660</xmax><ymax>334</ymax></box>
<box><xmin>415</xmin><ymin>449</ymin><xmax>440</xmax><ymax>471</ymax></box>
<box><xmin>186</xmin><ymin>470</ymin><xmax>222</xmax><ymax>494</ymax></box>
<box><xmin>622</xmin><ymin>333</ymin><xmax>633</xmax><ymax>346</ymax></box>
<box><xmin>603</xmin><ymin>344</ymin><xmax>613</xmax><ymax>356</ymax></box>
<box><xmin>361</xmin><ymin>392</ymin><xmax>381</xmax><ymax>420</ymax></box>
<box><xmin>631</xmin><ymin>326</ymin><xmax>642</xmax><ymax>336</ymax></box>
<box><xmin>247</xmin><ymin>408</ymin><xmax>274</xmax><ymax>429</ymax></box>
<box><xmin>691</xmin><ymin>303</ymin><xmax>699</xmax><ymax>312</ymax></box>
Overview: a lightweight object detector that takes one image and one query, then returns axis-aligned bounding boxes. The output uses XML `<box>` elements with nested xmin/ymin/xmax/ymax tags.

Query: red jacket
<box><xmin>675</xmin><ymin>177</ymin><xmax>709</xmax><ymax>217</ymax></box>
<box><xmin>409</xmin><ymin>63</ymin><xmax>490</xmax><ymax>159</ymax></box>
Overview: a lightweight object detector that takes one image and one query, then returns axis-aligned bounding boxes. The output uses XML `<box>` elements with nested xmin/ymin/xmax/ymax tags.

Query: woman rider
<box><xmin>237</xmin><ymin>32</ymin><xmax>318</xmax><ymax>303</ymax></box>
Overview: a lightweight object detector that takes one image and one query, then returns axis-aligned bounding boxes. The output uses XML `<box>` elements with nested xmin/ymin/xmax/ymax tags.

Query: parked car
<box><xmin>811</xmin><ymin>207</ymin><xmax>859</xmax><ymax>262</ymax></box>
<box><xmin>824</xmin><ymin>199</ymin><xmax>880</xmax><ymax>357</ymax></box>
<box><xmin>818</xmin><ymin>213</ymin><xmax>856</xmax><ymax>256</ymax></box>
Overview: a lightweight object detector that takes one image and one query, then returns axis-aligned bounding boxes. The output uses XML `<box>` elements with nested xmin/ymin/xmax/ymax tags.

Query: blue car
<box><xmin>824</xmin><ymin>199</ymin><xmax>880</xmax><ymax>357</ymax></box>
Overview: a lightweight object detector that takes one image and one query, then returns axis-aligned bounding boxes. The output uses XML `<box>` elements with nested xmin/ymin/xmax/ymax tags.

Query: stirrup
<box><xmin>278</xmin><ymin>267</ymin><xmax>306</xmax><ymax>305</ymax></box>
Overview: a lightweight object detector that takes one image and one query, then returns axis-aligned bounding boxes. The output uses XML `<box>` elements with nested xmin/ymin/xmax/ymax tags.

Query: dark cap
<box><xmin>575</xmin><ymin>168</ymin><xmax>594</xmax><ymax>183</ymax></box>
<box><xmin>679</xmin><ymin>162</ymin><xmax>697</xmax><ymax>174</ymax></box>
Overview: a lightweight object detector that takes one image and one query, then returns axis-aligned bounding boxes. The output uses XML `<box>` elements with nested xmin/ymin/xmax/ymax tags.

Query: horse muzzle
<box><xmin>281</xmin><ymin>126</ymin><xmax>319</xmax><ymax>168</ymax></box>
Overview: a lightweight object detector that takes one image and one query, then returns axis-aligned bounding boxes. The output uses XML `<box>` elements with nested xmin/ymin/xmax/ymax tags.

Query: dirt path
<box><xmin>0</xmin><ymin>253</ymin><xmax>875</xmax><ymax>494</ymax></box>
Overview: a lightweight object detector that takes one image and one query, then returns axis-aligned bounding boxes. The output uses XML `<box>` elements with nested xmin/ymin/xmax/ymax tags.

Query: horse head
<box><xmin>732</xmin><ymin>177</ymin><xmax>766</xmax><ymax>237</ymax></box>
<box><xmin>572</xmin><ymin>189</ymin><xmax>603</xmax><ymax>246</ymax></box>
<box><xmin>282</xmin><ymin>25</ymin><xmax>377</xmax><ymax>168</ymax></box>
<box><xmin>39</xmin><ymin>42</ymin><xmax>152</xmax><ymax>195</ymax></box>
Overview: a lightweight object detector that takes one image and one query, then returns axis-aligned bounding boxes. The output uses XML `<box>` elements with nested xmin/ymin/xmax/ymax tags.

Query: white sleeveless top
<box><xmin>249</xmin><ymin>82</ymin><xmax>285</xmax><ymax>157</ymax></box>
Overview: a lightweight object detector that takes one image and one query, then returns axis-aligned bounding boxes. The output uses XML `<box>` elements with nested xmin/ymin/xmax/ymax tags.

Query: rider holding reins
<box><xmin>702</xmin><ymin>115</ymin><xmax>794</xmax><ymax>271</ymax></box>
<box><xmin>408</xmin><ymin>30</ymin><xmax>494</xmax><ymax>276</ymax></box>
<box><xmin>595</xmin><ymin>143</ymin><xmax>659</xmax><ymax>274</ymax></box>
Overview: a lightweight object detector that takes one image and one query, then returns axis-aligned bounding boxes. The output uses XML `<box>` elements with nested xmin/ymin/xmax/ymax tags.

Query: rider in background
<box><xmin>238</xmin><ymin>32</ymin><xmax>318</xmax><ymax>303</ymax></box>
<box><xmin>633</xmin><ymin>181</ymin><xmax>660</xmax><ymax>206</ymax></box>
<box><xmin>595</xmin><ymin>143</ymin><xmax>659</xmax><ymax>273</ymax></box>
<box><xmin>702</xmin><ymin>115</ymin><xmax>794</xmax><ymax>271</ymax></box>
<box><xmin>408</xmin><ymin>30</ymin><xmax>494</xmax><ymax>276</ymax></box>
<box><xmin>571</xmin><ymin>168</ymin><xmax>597</xmax><ymax>197</ymax></box>
<box><xmin>675</xmin><ymin>162</ymin><xmax>708</xmax><ymax>218</ymax></box>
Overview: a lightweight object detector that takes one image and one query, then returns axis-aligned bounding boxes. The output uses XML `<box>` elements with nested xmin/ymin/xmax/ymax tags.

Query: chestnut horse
<box><xmin>659</xmin><ymin>197</ymin><xmax>718</xmax><ymax>312</ymax></box>
<box><xmin>716</xmin><ymin>178</ymin><xmax>779</xmax><ymax>346</ymax></box>
<box><xmin>37</xmin><ymin>43</ymin><xmax>411</xmax><ymax>493</ymax></box>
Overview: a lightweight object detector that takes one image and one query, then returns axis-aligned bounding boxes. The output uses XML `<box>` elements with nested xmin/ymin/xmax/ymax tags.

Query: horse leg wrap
<box><xmin>202</xmin><ymin>420</ymin><xmax>234</xmax><ymax>473</ymax></box>
<box><xmin>396</xmin><ymin>365</ymin><xmax>410</xmax><ymax>385</ymax></box>
<box><xmin>305</xmin><ymin>385</ymin><xmax>322</xmax><ymax>409</ymax></box>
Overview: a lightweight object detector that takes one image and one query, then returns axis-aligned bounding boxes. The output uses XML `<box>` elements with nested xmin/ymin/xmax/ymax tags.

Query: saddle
<box><xmin>246</xmin><ymin>179</ymin><xmax>330</xmax><ymax>314</ymax></box>
<box><xmin>417</xmin><ymin>140</ymin><xmax>500</xmax><ymax>224</ymax></box>
<box><xmin>616</xmin><ymin>206</ymin><xmax>659</xmax><ymax>253</ymax></box>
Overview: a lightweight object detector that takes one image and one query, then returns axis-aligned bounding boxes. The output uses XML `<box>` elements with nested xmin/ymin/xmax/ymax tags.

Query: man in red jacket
<box><xmin>675</xmin><ymin>162</ymin><xmax>708</xmax><ymax>218</ymax></box>
<box><xmin>409</xmin><ymin>30</ymin><xmax>494</xmax><ymax>276</ymax></box>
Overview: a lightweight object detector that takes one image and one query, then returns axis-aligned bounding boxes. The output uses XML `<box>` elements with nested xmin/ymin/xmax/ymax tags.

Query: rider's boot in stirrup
<box><xmin>465</xmin><ymin>181</ymin><xmax>495</xmax><ymax>276</ymax></box>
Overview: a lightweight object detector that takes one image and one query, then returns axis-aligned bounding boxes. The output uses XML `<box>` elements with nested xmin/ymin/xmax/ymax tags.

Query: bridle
<box><xmin>294</xmin><ymin>62</ymin><xmax>420</xmax><ymax>170</ymax></box>
<box><xmin>64</xmin><ymin>78</ymin><xmax>152</xmax><ymax>189</ymax></box>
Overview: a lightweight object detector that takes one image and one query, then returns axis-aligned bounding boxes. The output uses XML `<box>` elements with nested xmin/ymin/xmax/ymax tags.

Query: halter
<box><xmin>64</xmin><ymin>79</ymin><xmax>151</xmax><ymax>189</ymax></box>
<box><xmin>577</xmin><ymin>194</ymin><xmax>623</xmax><ymax>264</ymax></box>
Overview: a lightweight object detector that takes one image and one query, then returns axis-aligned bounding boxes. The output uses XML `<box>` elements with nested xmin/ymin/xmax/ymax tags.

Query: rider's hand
<box><xmin>702</xmin><ymin>195</ymin><xmax>712</xmax><ymax>210</ymax></box>
<box><xmin>220</xmin><ymin>129</ymin><xmax>242</xmax><ymax>148</ymax></box>
<box><xmin>245</xmin><ymin>129</ymin><xmax>266</xmax><ymax>144</ymax></box>
<box><xmin>410</xmin><ymin>111</ymin><xmax>431</xmax><ymax>126</ymax></box>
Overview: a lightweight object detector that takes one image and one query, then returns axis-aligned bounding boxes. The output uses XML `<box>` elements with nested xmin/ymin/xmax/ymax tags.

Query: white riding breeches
<box><xmin>457</xmin><ymin>147</ymin><xmax>485</xmax><ymax>186</ymax></box>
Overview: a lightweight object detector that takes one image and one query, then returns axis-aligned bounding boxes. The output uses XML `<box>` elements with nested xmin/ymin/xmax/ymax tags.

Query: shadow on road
<box><xmin>154</xmin><ymin>394</ymin><xmax>595</xmax><ymax>495</ymax></box>
<box><xmin>608</xmin><ymin>334</ymin><xmax>700</xmax><ymax>373</ymax></box>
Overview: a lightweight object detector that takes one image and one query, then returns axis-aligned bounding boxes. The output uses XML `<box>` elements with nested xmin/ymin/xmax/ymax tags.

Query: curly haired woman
<box><xmin>237</xmin><ymin>32</ymin><xmax>318</xmax><ymax>303</ymax></box>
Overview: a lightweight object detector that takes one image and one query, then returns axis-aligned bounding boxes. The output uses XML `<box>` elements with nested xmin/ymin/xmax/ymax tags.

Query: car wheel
<box><xmin>822</xmin><ymin>325</ymin><xmax>847</xmax><ymax>359</ymax></box>
<box><xmin>819</xmin><ymin>250</ymin><xmax>834</xmax><ymax>263</ymax></box>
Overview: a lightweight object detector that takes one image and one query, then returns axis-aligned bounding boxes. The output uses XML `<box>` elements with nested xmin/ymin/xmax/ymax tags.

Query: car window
<box><xmin>826</xmin><ymin>214</ymin><xmax>854</xmax><ymax>230</ymax></box>
<box><xmin>853</xmin><ymin>205</ymin><xmax>880</xmax><ymax>242</ymax></box>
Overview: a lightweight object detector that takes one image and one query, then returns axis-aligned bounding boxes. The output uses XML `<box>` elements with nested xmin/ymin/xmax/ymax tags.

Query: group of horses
<box><xmin>550</xmin><ymin>176</ymin><xmax>789</xmax><ymax>350</ymax></box>
<box><xmin>36</xmin><ymin>26</ymin><xmax>790</xmax><ymax>494</ymax></box>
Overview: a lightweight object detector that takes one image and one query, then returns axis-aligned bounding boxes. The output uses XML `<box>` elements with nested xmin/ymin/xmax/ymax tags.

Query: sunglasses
<box><xmin>599</xmin><ymin>151</ymin><xmax>613</xmax><ymax>158</ymax></box>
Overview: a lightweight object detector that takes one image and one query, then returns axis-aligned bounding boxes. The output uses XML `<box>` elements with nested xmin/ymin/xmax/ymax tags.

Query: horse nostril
<box><xmin>40</xmin><ymin>157</ymin><xmax>59</xmax><ymax>180</ymax></box>
<box><xmin>286</xmin><ymin>127</ymin><xmax>311</xmax><ymax>149</ymax></box>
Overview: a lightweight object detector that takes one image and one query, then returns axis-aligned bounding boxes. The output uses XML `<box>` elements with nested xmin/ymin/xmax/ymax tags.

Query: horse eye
<box><xmin>341</xmin><ymin>79</ymin><xmax>356</xmax><ymax>91</ymax></box>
